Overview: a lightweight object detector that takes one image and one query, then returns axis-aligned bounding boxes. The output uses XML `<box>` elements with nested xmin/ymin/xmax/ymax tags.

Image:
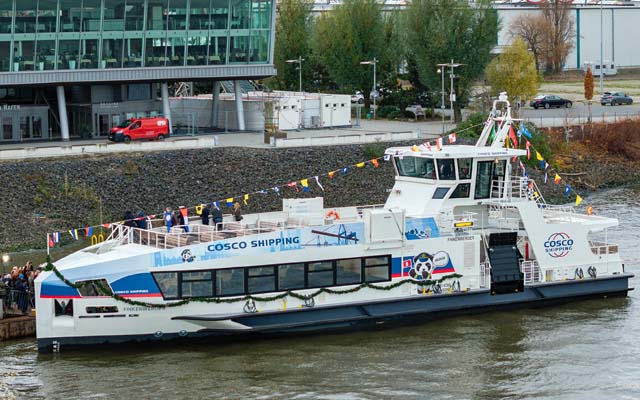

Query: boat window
<box><xmin>451</xmin><ymin>183</ymin><xmax>471</xmax><ymax>198</ymax></box>
<box><xmin>458</xmin><ymin>158</ymin><xmax>472</xmax><ymax>179</ymax></box>
<box><xmin>217</xmin><ymin>269</ymin><xmax>245</xmax><ymax>296</ymax></box>
<box><xmin>278</xmin><ymin>263</ymin><xmax>305</xmax><ymax>290</ymax></box>
<box><xmin>336</xmin><ymin>258</ymin><xmax>362</xmax><ymax>285</ymax></box>
<box><xmin>307</xmin><ymin>261</ymin><xmax>334</xmax><ymax>287</ymax></box>
<box><xmin>248</xmin><ymin>266</ymin><xmax>276</xmax><ymax>294</ymax></box>
<box><xmin>395</xmin><ymin>156</ymin><xmax>436</xmax><ymax>179</ymax></box>
<box><xmin>54</xmin><ymin>299</ymin><xmax>74</xmax><ymax>317</ymax></box>
<box><xmin>474</xmin><ymin>161</ymin><xmax>493</xmax><ymax>199</ymax></box>
<box><xmin>363</xmin><ymin>256</ymin><xmax>390</xmax><ymax>283</ymax></box>
<box><xmin>86</xmin><ymin>306</ymin><xmax>119</xmax><ymax>314</ymax></box>
<box><xmin>77</xmin><ymin>279</ymin><xmax>113</xmax><ymax>297</ymax></box>
<box><xmin>152</xmin><ymin>272</ymin><xmax>179</xmax><ymax>299</ymax></box>
<box><xmin>432</xmin><ymin>187</ymin><xmax>450</xmax><ymax>199</ymax></box>
<box><xmin>181</xmin><ymin>271</ymin><xmax>213</xmax><ymax>298</ymax></box>
<box><xmin>436</xmin><ymin>159</ymin><xmax>456</xmax><ymax>180</ymax></box>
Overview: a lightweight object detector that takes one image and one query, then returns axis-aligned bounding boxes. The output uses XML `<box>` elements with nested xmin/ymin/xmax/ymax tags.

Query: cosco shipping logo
<box><xmin>544</xmin><ymin>232</ymin><xmax>573</xmax><ymax>258</ymax></box>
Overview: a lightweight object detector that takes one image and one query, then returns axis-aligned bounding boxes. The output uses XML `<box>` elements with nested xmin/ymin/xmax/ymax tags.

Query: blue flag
<box><xmin>342</xmin><ymin>167</ymin><xmax>348</xmax><ymax>175</ymax></box>
<box><xmin>540</xmin><ymin>160</ymin><xmax>545</xmax><ymax>169</ymax></box>
<box><xmin>564</xmin><ymin>184</ymin><xmax>571</xmax><ymax>197</ymax></box>
<box><xmin>520</xmin><ymin>125</ymin><xmax>532</xmax><ymax>139</ymax></box>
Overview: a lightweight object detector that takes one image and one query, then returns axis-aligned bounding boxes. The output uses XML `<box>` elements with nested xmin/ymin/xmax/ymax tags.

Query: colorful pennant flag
<box><xmin>287</xmin><ymin>181</ymin><xmax>299</xmax><ymax>192</ymax></box>
<box><xmin>564</xmin><ymin>185</ymin><xmax>571</xmax><ymax>197</ymax></box>
<box><xmin>342</xmin><ymin>167</ymin><xmax>348</xmax><ymax>175</ymax></box>
<box><xmin>243</xmin><ymin>194</ymin><xmax>249</xmax><ymax>205</ymax></box>
<box><xmin>48</xmin><ymin>234</ymin><xmax>54</xmax><ymax>248</ymax></box>
<box><xmin>328</xmin><ymin>171</ymin><xmax>336</xmax><ymax>179</ymax></box>
<box><xmin>525</xmin><ymin>140</ymin><xmax>531</xmax><ymax>160</ymax></box>
<box><xmin>68</xmin><ymin>229</ymin><xmax>79</xmax><ymax>240</ymax></box>
<box><xmin>212</xmin><ymin>201</ymin><xmax>220</xmax><ymax>209</ymax></box>
<box><xmin>85</xmin><ymin>226</ymin><xmax>93</xmax><ymax>237</ymax></box>
<box><xmin>226</xmin><ymin>198</ymin><xmax>234</xmax><ymax>207</ymax></box>
<box><xmin>508</xmin><ymin>126</ymin><xmax>518</xmax><ymax>148</ymax></box>
<box><xmin>52</xmin><ymin>231</ymin><xmax>60</xmax><ymax>243</ymax></box>
<box><xmin>315</xmin><ymin>176</ymin><xmax>324</xmax><ymax>191</ymax></box>
<box><xmin>587</xmin><ymin>205</ymin><xmax>593</xmax><ymax>216</ymax></box>
<box><xmin>383</xmin><ymin>154</ymin><xmax>391</xmax><ymax>161</ymax></box>
<box><xmin>272</xmin><ymin>187</ymin><xmax>280</xmax><ymax>196</ymax></box>
<box><xmin>536</xmin><ymin>151</ymin><xmax>544</xmax><ymax>161</ymax></box>
<box><xmin>370</xmin><ymin>159</ymin><xmax>379</xmax><ymax>168</ymax></box>
<box><xmin>411</xmin><ymin>145</ymin><xmax>420</xmax><ymax>152</ymax></box>
<box><xmin>554</xmin><ymin>174</ymin><xmax>561</xmax><ymax>184</ymax></box>
<box><xmin>102</xmin><ymin>223</ymin><xmax>111</xmax><ymax>229</ymax></box>
<box><xmin>424</xmin><ymin>142</ymin><xmax>432</xmax><ymax>151</ymax></box>
<box><xmin>489</xmin><ymin>125</ymin><xmax>495</xmax><ymax>141</ymax></box>
<box><xmin>436</xmin><ymin>137</ymin><xmax>443</xmax><ymax>151</ymax></box>
<box><xmin>448</xmin><ymin>133</ymin><xmax>456</xmax><ymax>143</ymax></box>
<box><xmin>575</xmin><ymin>195</ymin><xmax>583</xmax><ymax>206</ymax></box>
<box><xmin>356</xmin><ymin>162</ymin><xmax>365</xmax><ymax>168</ymax></box>
<box><xmin>520</xmin><ymin>124</ymin><xmax>532</xmax><ymax>139</ymax></box>
<box><xmin>544</xmin><ymin>171</ymin><xmax>548</xmax><ymax>184</ymax></box>
<box><xmin>300</xmin><ymin>179</ymin><xmax>310</xmax><ymax>192</ymax></box>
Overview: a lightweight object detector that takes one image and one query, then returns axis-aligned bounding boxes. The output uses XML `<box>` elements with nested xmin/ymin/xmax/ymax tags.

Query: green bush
<box><xmin>387</xmin><ymin>110</ymin><xmax>405</xmax><ymax>119</ymax></box>
<box><xmin>377</xmin><ymin>105</ymin><xmax>399</xmax><ymax>119</ymax></box>
<box><xmin>452</xmin><ymin>112</ymin><xmax>487</xmax><ymax>139</ymax></box>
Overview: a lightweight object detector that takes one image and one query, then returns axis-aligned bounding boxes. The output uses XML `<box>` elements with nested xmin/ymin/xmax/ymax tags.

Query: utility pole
<box><xmin>437</xmin><ymin>60</ymin><xmax>463</xmax><ymax>126</ymax></box>
<box><xmin>599</xmin><ymin>1</ymin><xmax>604</xmax><ymax>96</ymax></box>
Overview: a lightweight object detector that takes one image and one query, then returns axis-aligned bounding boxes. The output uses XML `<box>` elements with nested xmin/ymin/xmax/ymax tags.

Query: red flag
<box><xmin>424</xmin><ymin>142</ymin><xmax>432</xmax><ymax>151</ymax></box>
<box><xmin>525</xmin><ymin>140</ymin><xmax>531</xmax><ymax>160</ymax></box>
<box><xmin>370</xmin><ymin>159</ymin><xmax>379</xmax><ymax>168</ymax></box>
<box><xmin>402</xmin><ymin>259</ymin><xmax>412</xmax><ymax>268</ymax></box>
<box><xmin>509</xmin><ymin>126</ymin><xmax>518</xmax><ymax>148</ymax></box>
<box><xmin>48</xmin><ymin>234</ymin><xmax>54</xmax><ymax>248</ymax></box>
<box><xmin>448</xmin><ymin>132</ymin><xmax>456</xmax><ymax>143</ymax></box>
<box><xmin>436</xmin><ymin>137</ymin><xmax>443</xmax><ymax>151</ymax></box>
<box><xmin>587</xmin><ymin>205</ymin><xmax>593</xmax><ymax>216</ymax></box>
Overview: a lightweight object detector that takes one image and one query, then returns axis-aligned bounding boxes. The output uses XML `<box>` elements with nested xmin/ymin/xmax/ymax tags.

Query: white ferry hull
<box><xmin>36</xmin><ymin>274</ymin><xmax>632</xmax><ymax>353</ymax></box>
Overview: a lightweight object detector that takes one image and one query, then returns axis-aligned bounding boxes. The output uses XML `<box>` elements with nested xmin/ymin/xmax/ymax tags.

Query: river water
<box><xmin>1</xmin><ymin>188</ymin><xmax>640</xmax><ymax>400</ymax></box>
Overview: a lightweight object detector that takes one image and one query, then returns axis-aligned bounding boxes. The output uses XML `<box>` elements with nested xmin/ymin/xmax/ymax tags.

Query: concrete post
<box><xmin>234</xmin><ymin>80</ymin><xmax>245</xmax><ymax>131</ymax></box>
<box><xmin>211</xmin><ymin>81</ymin><xmax>221</xmax><ymax>128</ymax></box>
<box><xmin>161</xmin><ymin>82</ymin><xmax>173</xmax><ymax>134</ymax></box>
<box><xmin>56</xmin><ymin>86</ymin><xmax>70</xmax><ymax>141</ymax></box>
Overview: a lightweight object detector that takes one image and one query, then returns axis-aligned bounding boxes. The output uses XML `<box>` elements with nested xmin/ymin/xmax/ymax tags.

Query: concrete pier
<box><xmin>0</xmin><ymin>316</ymin><xmax>36</xmax><ymax>341</ymax></box>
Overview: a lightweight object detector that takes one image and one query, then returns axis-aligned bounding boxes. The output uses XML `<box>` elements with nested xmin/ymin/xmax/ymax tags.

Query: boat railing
<box><xmin>589</xmin><ymin>240</ymin><xmax>619</xmax><ymax>255</ymax></box>
<box><xmin>479</xmin><ymin>260</ymin><xmax>491</xmax><ymax>288</ymax></box>
<box><xmin>437</xmin><ymin>211</ymin><xmax>478</xmax><ymax>236</ymax></box>
<box><xmin>520</xmin><ymin>259</ymin><xmax>542</xmax><ymax>283</ymax></box>
<box><xmin>489</xmin><ymin>178</ymin><xmax>546</xmax><ymax>207</ymax></box>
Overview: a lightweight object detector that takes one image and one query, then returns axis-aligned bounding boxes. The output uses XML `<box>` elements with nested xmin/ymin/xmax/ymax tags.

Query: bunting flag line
<box><xmin>575</xmin><ymin>195</ymin><xmax>583</xmax><ymax>206</ymax></box>
<box><xmin>102</xmin><ymin>223</ymin><xmax>111</xmax><ymax>229</ymax></box>
<box><xmin>244</xmin><ymin>194</ymin><xmax>249</xmax><ymax>205</ymax></box>
<box><xmin>68</xmin><ymin>229</ymin><xmax>79</xmax><ymax>240</ymax></box>
<box><xmin>315</xmin><ymin>176</ymin><xmax>324</xmax><ymax>191</ymax></box>
<box><xmin>554</xmin><ymin>174</ymin><xmax>561</xmax><ymax>184</ymax></box>
<box><xmin>212</xmin><ymin>201</ymin><xmax>220</xmax><ymax>209</ymax></box>
<box><xmin>301</xmin><ymin>179</ymin><xmax>310</xmax><ymax>192</ymax></box>
<box><xmin>489</xmin><ymin>125</ymin><xmax>495</xmax><ymax>141</ymax></box>
<box><xmin>448</xmin><ymin>133</ymin><xmax>456</xmax><ymax>144</ymax></box>
<box><xmin>370</xmin><ymin>159</ymin><xmax>379</xmax><ymax>168</ymax></box>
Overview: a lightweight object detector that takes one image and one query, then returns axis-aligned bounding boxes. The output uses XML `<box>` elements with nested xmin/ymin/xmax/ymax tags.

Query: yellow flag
<box><xmin>244</xmin><ymin>194</ymin><xmax>249</xmax><ymax>205</ymax></box>
<box><xmin>575</xmin><ymin>195</ymin><xmax>582</xmax><ymax>206</ymax></box>
<box><xmin>356</xmin><ymin>162</ymin><xmax>365</xmax><ymax>168</ymax></box>
<box><xmin>411</xmin><ymin>145</ymin><xmax>419</xmax><ymax>152</ymax></box>
<box><xmin>536</xmin><ymin>151</ymin><xmax>543</xmax><ymax>161</ymax></box>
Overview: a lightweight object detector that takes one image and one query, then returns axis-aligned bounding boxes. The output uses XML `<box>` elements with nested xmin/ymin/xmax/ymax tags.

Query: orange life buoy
<box><xmin>326</xmin><ymin>210</ymin><xmax>340</xmax><ymax>219</ymax></box>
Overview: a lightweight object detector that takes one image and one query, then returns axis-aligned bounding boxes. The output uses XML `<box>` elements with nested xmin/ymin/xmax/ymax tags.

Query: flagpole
<box><xmin>46</xmin><ymin>233</ymin><xmax>50</xmax><ymax>257</ymax></box>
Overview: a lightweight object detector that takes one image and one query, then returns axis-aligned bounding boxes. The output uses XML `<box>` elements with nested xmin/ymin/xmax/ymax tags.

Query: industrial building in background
<box><xmin>0</xmin><ymin>0</ymin><xmax>276</xmax><ymax>142</ymax></box>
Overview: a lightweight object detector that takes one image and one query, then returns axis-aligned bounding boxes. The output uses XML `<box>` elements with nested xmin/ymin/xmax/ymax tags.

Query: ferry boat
<box><xmin>35</xmin><ymin>95</ymin><xmax>633</xmax><ymax>352</ymax></box>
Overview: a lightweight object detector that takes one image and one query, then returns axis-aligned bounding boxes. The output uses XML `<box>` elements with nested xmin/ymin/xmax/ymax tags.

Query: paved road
<box><xmin>520</xmin><ymin>102</ymin><xmax>640</xmax><ymax>122</ymax></box>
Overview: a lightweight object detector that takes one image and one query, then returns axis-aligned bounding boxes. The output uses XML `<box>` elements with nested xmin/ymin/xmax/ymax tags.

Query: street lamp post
<box><xmin>360</xmin><ymin>57</ymin><xmax>378</xmax><ymax>120</ymax></box>
<box><xmin>599</xmin><ymin>1</ymin><xmax>604</xmax><ymax>97</ymax></box>
<box><xmin>437</xmin><ymin>67</ymin><xmax>445</xmax><ymax>134</ymax></box>
<box><xmin>437</xmin><ymin>60</ymin><xmax>462</xmax><ymax>128</ymax></box>
<box><xmin>285</xmin><ymin>56</ymin><xmax>304</xmax><ymax>93</ymax></box>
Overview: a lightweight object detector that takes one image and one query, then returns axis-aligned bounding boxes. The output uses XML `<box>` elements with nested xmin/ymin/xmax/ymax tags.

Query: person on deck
<box><xmin>233</xmin><ymin>202</ymin><xmax>243</xmax><ymax>222</ymax></box>
<box><xmin>211</xmin><ymin>203</ymin><xmax>223</xmax><ymax>230</ymax></box>
<box><xmin>201</xmin><ymin>204</ymin><xmax>210</xmax><ymax>225</ymax></box>
<box><xmin>164</xmin><ymin>207</ymin><xmax>173</xmax><ymax>233</ymax></box>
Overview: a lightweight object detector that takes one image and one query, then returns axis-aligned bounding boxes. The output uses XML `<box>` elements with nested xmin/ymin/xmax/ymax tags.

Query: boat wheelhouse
<box><xmin>35</xmin><ymin>95</ymin><xmax>633</xmax><ymax>352</ymax></box>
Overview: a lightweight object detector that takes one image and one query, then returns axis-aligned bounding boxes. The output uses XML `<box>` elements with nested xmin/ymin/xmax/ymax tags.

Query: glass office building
<box><xmin>0</xmin><ymin>0</ymin><xmax>276</xmax><ymax>141</ymax></box>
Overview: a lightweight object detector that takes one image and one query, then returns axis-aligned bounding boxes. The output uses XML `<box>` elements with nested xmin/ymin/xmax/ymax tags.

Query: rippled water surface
<box><xmin>2</xmin><ymin>188</ymin><xmax>640</xmax><ymax>400</ymax></box>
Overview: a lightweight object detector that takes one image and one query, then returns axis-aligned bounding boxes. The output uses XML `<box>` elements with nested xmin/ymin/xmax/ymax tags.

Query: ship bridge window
<box><xmin>396</xmin><ymin>156</ymin><xmax>436</xmax><ymax>179</ymax></box>
<box><xmin>364</xmin><ymin>256</ymin><xmax>391</xmax><ymax>282</ymax></box>
<box><xmin>181</xmin><ymin>271</ymin><xmax>213</xmax><ymax>298</ymax></box>
<box><xmin>217</xmin><ymin>269</ymin><xmax>245</xmax><ymax>296</ymax></box>
<box><xmin>458</xmin><ymin>158</ymin><xmax>472</xmax><ymax>179</ymax></box>
<box><xmin>152</xmin><ymin>272</ymin><xmax>179</xmax><ymax>300</ymax></box>
<box><xmin>248</xmin><ymin>266</ymin><xmax>276</xmax><ymax>294</ymax></box>
<box><xmin>436</xmin><ymin>159</ymin><xmax>456</xmax><ymax>180</ymax></box>
<box><xmin>451</xmin><ymin>183</ymin><xmax>471</xmax><ymax>198</ymax></box>
<box><xmin>432</xmin><ymin>187</ymin><xmax>450</xmax><ymax>199</ymax></box>
<box><xmin>77</xmin><ymin>279</ymin><xmax>113</xmax><ymax>297</ymax></box>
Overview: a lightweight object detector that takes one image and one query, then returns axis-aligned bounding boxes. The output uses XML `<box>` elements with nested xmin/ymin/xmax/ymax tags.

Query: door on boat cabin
<box><xmin>474</xmin><ymin>160</ymin><xmax>506</xmax><ymax>199</ymax></box>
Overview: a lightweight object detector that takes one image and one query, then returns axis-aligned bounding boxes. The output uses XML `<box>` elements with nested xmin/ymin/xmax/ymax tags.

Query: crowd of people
<box><xmin>1</xmin><ymin>261</ymin><xmax>41</xmax><ymax>315</ymax></box>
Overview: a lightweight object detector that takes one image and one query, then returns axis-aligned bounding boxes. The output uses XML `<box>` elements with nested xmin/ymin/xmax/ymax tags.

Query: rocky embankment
<box><xmin>2</xmin><ymin>121</ymin><xmax>638</xmax><ymax>252</ymax></box>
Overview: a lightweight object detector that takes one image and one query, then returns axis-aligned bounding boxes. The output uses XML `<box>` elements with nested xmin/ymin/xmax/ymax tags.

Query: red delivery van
<box><xmin>108</xmin><ymin>117</ymin><xmax>170</xmax><ymax>143</ymax></box>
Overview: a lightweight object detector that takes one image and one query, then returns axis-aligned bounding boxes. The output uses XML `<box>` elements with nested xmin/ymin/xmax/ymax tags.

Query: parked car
<box><xmin>530</xmin><ymin>94</ymin><xmax>573</xmax><ymax>109</ymax></box>
<box><xmin>108</xmin><ymin>117</ymin><xmax>170</xmax><ymax>143</ymax></box>
<box><xmin>600</xmin><ymin>92</ymin><xmax>633</xmax><ymax>106</ymax></box>
<box><xmin>351</xmin><ymin>91</ymin><xmax>365</xmax><ymax>104</ymax></box>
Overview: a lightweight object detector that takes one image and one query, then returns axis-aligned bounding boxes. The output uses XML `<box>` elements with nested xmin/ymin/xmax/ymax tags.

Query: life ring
<box><xmin>326</xmin><ymin>210</ymin><xmax>340</xmax><ymax>219</ymax></box>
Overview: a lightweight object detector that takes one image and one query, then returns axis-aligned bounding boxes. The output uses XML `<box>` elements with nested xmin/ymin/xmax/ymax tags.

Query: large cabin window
<box><xmin>436</xmin><ymin>159</ymin><xmax>456</xmax><ymax>180</ymax></box>
<box><xmin>474</xmin><ymin>160</ymin><xmax>506</xmax><ymax>199</ymax></box>
<box><xmin>307</xmin><ymin>261</ymin><xmax>334</xmax><ymax>287</ymax></box>
<box><xmin>278</xmin><ymin>263</ymin><xmax>305</xmax><ymax>290</ymax></box>
<box><xmin>152</xmin><ymin>272</ymin><xmax>179</xmax><ymax>300</ymax></box>
<box><xmin>217</xmin><ymin>269</ymin><xmax>245</xmax><ymax>296</ymax></box>
<box><xmin>181</xmin><ymin>271</ymin><xmax>214</xmax><ymax>298</ymax></box>
<box><xmin>248</xmin><ymin>267</ymin><xmax>276</xmax><ymax>294</ymax></box>
<box><xmin>77</xmin><ymin>279</ymin><xmax>114</xmax><ymax>297</ymax></box>
<box><xmin>395</xmin><ymin>156</ymin><xmax>436</xmax><ymax>179</ymax></box>
<box><xmin>458</xmin><ymin>158</ymin><xmax>472</xmax><ymax>179</ymax></box>
<box><xmin>451</xmin><ymin>183</ymin><xmax>471</xmax><ymax>198</ymax></box>
<box><xmin>336</xmin><ymin>258</ymin><xmax>362</xmax><ymax>285</ymax></box>
<box><xmin>364</xmin><ymin>256</ymin><xmax>391</xmax><ymax>282</ymax></box>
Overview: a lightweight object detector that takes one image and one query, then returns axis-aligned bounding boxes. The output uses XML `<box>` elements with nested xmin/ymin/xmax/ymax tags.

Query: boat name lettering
<box><xmin>447</xmin><ymin>236</ymin><xmax>474</xmax><ymax>242</ymax></box>
<box><xmin>543</xmin><ymin>232</ymin><xmax>573</xmax><ymax>258</ymax></box>
<box><xmin>207</xmin><ymin>237</ymin><xmax>300</xmax><ymax>252</ymax></box>
<box><xmin>123</xmin><ymin>306</ymin><xmax>153</xmax><ymax>312</ymax></box>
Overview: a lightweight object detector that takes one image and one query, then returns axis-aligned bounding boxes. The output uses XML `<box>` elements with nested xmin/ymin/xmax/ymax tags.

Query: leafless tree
<box><xmin>508</xmin><ymin>14</ymin><xmax>546</xmax><ymax>72</ymax></box>
<box><xmin>539</xmin><ymin>0</ymin><xmax>575</xmax><ymax>73</ymax></box>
